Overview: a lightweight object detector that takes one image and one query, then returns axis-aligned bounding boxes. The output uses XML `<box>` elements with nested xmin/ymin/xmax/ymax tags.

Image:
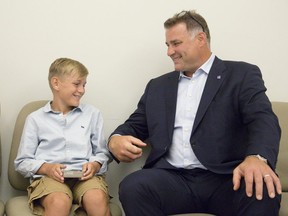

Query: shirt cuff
<box><xmin>246</xmin><ymin>154</ymin><xmax>267</xmax><ymax>163</ymax></box>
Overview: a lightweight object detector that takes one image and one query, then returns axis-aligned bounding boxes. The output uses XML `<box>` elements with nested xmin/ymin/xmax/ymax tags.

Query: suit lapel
<box><xmin>192</xmin><ymin>57</ymin><xmax>227</xmax><ymax>134</ymax></box>
<box><xmin>165</xmin><ymin>72</ymin><xmax>179</xmax><ymax>142</ymax></box>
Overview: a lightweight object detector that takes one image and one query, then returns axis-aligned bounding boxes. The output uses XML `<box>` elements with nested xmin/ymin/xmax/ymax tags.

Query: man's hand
<box><xmin>37</xmin><ymin>163</ymin><xmax>66</xmax><ymax>183</ymax></box>
<box><xmin>108</xmin><ymin>135</ymin><xmax>147</xmax><ymax>162</ymax></box>
<box><xmin>233</xmin><ymin>156</ymin><xmax>282</xmax><ymax>200</ymax></box>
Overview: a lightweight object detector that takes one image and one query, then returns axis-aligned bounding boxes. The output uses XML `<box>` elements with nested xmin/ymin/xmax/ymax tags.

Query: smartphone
<box><xmin>63</xmin><ymin>170</ymin><xmax>83</xmax><ymax>178</ymax></box>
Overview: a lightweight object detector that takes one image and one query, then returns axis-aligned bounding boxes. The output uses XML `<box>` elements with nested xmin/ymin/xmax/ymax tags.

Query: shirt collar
<box><xmin>43</xmin><ymin>101</ymin><xmax>83</xmax><ymax>113</ymax></box>
<box><xmin>179</xmin><ymin>53</ymin><xmax>216</xmax><ymax>79</ymax></box>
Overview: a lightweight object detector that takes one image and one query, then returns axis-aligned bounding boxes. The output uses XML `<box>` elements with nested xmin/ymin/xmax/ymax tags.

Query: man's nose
<box><xmin>167</xmin><ymin>46</ymin><xmax>175</xmax><ymax>57</ymax></box>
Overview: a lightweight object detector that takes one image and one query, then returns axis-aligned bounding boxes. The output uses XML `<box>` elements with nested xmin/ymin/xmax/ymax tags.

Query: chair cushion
<box><xmin>280</xmin><ymin>192</ymin><xmax>288</xmax><ymax>216</ymax></box>
<box><xmin>5</xmin><ymin>195</ymin><xmax>122</xmax><ymax>216</ymax></box>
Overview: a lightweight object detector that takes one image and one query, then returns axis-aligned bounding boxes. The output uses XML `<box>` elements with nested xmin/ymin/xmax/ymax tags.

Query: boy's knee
<box><xmin>43</xmin><ymin>192</ymin><xmax>71</xmax><ymax>209</ymax></box>
<box><xmin>83</xmin><ymin>189</ymin><xmax>108</xmax><ymax>204</ymax></box>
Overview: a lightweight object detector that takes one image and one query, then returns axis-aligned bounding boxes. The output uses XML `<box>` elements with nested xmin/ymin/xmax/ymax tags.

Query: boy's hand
<box><xmin>80</xmin><ymin>162</ymin><xmax>101</xmax><ymax>180</ymax></box>
<box><xmin>37</xmin><ymin>163</ymin><xmax>66</xmax><ymax>183</ymax></box>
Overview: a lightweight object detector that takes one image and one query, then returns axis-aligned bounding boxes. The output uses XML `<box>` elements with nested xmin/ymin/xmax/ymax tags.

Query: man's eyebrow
<box><xmin>166</xmin><ymin>39</ymin><xmax>181</xmax><ymax>45</ymax></box>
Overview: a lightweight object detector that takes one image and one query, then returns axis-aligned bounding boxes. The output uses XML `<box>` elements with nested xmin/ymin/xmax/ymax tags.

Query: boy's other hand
<box><xmin>81</xmin><ymin>161</ymin><xmax>101</xmax><ymax>180</ymax></box>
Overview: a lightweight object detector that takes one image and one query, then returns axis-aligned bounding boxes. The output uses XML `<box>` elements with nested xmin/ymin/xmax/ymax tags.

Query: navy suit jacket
<box><xmin>112</xmin><ymin>57</ymin><xmax>281</xmax><ymax>174</ymax></box>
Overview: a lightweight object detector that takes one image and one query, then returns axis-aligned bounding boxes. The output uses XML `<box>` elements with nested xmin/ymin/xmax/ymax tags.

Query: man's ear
<box><xmin>197</xmin><ymin>32</ymin><xmax>206</xmax><ymax>43</ymax></box>
<box><xmin>196</xmin><ymin>31</ymin><xmax>208</xmax><ymax>48</ymax></box>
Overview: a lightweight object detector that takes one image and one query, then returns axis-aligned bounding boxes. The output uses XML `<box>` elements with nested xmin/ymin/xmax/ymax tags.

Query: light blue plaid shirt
<box><xmin>15</xmin><ymin>102</ymin><xmax>112</xmax><ymax>178</ymax></box>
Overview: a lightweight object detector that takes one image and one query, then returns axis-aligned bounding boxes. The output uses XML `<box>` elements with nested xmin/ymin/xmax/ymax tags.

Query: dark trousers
<box><xmin>119</xmin><ymin>168</ymin><xmax>281</xmax><ymax>216</ymax></box>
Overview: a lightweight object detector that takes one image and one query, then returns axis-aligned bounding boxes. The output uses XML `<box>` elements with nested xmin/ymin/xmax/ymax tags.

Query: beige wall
<box><xmin>1</xmin><ymin>0</ymin><xmax>288</xmax><ymax>208</ymax></box>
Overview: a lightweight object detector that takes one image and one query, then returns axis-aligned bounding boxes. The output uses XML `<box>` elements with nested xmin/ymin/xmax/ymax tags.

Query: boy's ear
<box><xmin>51</xmin><ymin>77</ymin><xmax>60</xmax><ymax>90</ymax></box>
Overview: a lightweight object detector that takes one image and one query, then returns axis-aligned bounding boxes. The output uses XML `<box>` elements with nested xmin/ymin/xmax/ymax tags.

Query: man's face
<box><xmin>165</xmin><ymin>23</ymin><xmax>201</xmax><ymax>74</ymax></box>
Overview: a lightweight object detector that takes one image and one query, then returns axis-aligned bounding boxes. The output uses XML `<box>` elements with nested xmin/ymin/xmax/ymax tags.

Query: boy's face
<box><xmin>54</xmin><ymin>73</ymin><xmax>87</xmax><ymax>108</ymax></box>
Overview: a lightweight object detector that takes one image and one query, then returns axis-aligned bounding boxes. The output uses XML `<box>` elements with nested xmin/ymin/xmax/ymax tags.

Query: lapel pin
<box><xmin>217</xmin><ymin>75</ymin><xmax>221</xmax><ymax>79</ymax></box>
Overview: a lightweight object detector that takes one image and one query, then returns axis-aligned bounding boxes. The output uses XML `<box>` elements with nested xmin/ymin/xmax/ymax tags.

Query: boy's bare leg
<box><xmin>82</xmin><ymin>189</ymin><xmax>110</xmax><ymax>216</ymax></box>
<box><xmin>41</xmin><ymin>192</ymin><xmax>72</xmax><ymax>216</ymax></box>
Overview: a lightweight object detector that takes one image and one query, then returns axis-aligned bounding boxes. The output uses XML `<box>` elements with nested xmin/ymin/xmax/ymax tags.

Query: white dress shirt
<box><xmin>165</xmin><ymin>54</ymin><xmax>215</xmax><ymax>169</ymax></box>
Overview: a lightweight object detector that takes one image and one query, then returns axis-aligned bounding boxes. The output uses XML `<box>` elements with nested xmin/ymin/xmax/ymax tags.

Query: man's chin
<box><xmin>173</xmin><ymin>62</ymin><xmax>183</xmax><ymax>71</ymax></box>
<box><xmin>174</xmin><ymin>66</ymin><xmax>183</xmax><ymax>71</ymax></box>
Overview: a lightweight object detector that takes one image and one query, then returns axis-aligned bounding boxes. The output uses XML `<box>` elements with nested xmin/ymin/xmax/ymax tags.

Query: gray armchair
<box><xmin>5</xmin><ymin>100</ymin><xmax>122</xmax><ymax>216</ymax></box>
<box><xmin>272</xmin><ymin>102</ymin><xmax>288</xmax><ymax>215</ymax></box>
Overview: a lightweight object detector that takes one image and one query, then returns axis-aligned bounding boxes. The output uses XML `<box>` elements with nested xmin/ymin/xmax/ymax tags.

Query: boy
<box><xmin>15</xmin><ymin>58</ymin><xmax>112</xmax><ymax>216</ymax></box>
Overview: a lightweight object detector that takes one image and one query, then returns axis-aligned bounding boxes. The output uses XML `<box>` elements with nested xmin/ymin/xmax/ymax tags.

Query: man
<box><xmin>108</xmin><ymin>10</ymin><xmax>282</xmax><ymax>216</ymax></box>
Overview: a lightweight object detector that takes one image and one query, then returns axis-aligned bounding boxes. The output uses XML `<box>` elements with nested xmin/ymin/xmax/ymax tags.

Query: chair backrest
<box><xmin>0</xmin><ymin>104</ymin><xmax>2</xmax><ymax>176</ymax></box>
<box><xmin>8</xmin><ymin>100</ymin><xmax>48</xmax><ymax>190</ymax></box>
<box><xmin>272</xmin><ymin>102</ymin><xmax>288</xmax><ymax>192</ymax></box>
<box><xmin>0</xmin><ymin>139</ymin><xmax>1</xmax><ymax>176</ymax></box>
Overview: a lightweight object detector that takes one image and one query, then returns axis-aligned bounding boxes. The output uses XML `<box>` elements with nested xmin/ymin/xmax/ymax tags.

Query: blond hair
<box><xmin>48</xmin><ymin>58</ymin><xmax>88</xmax><ymax>89</ymax></box>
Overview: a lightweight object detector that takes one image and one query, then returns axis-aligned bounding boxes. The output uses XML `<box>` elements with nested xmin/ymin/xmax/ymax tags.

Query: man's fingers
<box><xmin>125</xmin><ymin>147</ymin><xmax>143</xmax><ymax>159</ymax></box>
<box><xmin>128</xmin><ymin>143</ymin><xmax>143</xmax><ymax>154</ymax></box>
<box><xmin>126</xmin><ymin>136</ymin><xmax>146</xmax><ymax>154</ymax></box>
<box><xmin>232</xmin><ymin>168</ymin><xmax>241</xmax><ymax>191</ymax></box>
<box><xmin>263</xmin><ymin>174</ymin><xmax>275</xmax><ymax>198</ymax></box>
<box><xmin>244</xmin><ymin>171</ymin><xmax>254</xmax><ymax>198</ymax></box>
<box><xmin>254</xmin><ymin>172</ymin><xmax>264</xmax><ymax>200</ymax></box>
<box><xmin>269</xmin><ymin>172</ymin><xmax>282</xmax><ymax>195</ymax></box>
<box><xmin>118</xmin><ymin>155</ymin><xmax>138</xmax><ymax>163</ymax></box>
<box><xmin>274</xmin><ymin>176</ymin><xmax>282</xmax><ymax>195</ymax></box>
<box><xmin>129</xmin><ymin>136</ymin><xmax>147</xmax><ymax>148</ymax></box>
<box><xmin>264</xmin><ymin>173</ymin><xmax>282</xmax><ymax>198</ymax></box>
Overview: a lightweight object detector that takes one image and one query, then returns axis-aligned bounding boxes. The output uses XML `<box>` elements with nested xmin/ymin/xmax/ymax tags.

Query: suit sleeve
<box><xmin>239</xmin><ymin>64</ymin><xmax>280</xmax><ymax>169</ymax></box>
<box><xmin>111</xmin><ymin>80</ymin><xmax>152</xmax><ymax>140</ymax></box>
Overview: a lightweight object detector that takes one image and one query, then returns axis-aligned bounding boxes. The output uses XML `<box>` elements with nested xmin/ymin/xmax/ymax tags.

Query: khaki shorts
<box><xmin>27</xmin><ymin>176</ymin><xmax>109</xmax><ymax>216</ymax></box>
